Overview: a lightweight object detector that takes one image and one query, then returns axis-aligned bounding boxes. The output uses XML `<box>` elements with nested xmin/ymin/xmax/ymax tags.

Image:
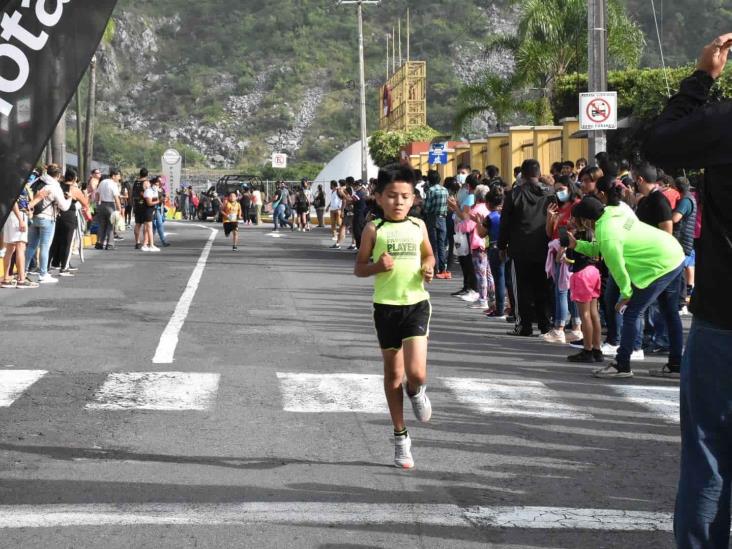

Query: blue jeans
<box><xmin>616</xmin><ymin>264</ymin><xmax>684</xmax><ymax>370</ymax></box>
<box><xmin>427</xmin><ymin>216</ymin><xmax>447</xmax><ymax>272</ymax></box>
<box><xmin>153</xmin><ymin>209</ymin><xmax>167</xmax><ymax>244</ymax></box>
<box><xmin>488</xmin><ymin>247</ymin><xmax>506</xmax><ymax>315</ymax></box>
<box><xmin>605</xmin><ymin>274</ymin><xmax>642</xmax><ymax>350</ymax></box>
<box><xmin>274</xmin><ymin>204</ymin><xmax>291</xmax><ymax>230</ymax></box>
<box><xmin>675</xmin><ymin>319</ymin><xmax>732</xmax><ymax>548</ymax></box>
<box><xmin>553</xmin><ymin>262</ymin><xmax>579</xmax><ymax>328</ymax></box>
<box><xmin>25</xmin><ymin>217</ymin><xmax>55</xmax><ymax>277</ymax></box>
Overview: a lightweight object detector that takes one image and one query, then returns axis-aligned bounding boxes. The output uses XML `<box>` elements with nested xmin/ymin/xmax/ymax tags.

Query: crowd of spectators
<box><xmin>316</xmin><ymin>155</ymin><xmax>696</xmax><ymax>381</ymax></box>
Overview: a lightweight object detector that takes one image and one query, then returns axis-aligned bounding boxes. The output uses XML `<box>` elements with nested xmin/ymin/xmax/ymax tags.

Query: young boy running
<box><xmin>221</xmin><ymin>192</ymin><xmax>242</xmax><ymax>250</ymax></box>
<box><xmin>355</xmin><ymin>164</ymin><xmax>436</xmax><ymax>469</ymax></box>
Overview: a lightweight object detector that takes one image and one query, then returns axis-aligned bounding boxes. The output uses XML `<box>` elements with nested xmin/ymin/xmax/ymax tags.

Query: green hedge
<box><xmin>552</xmin><ymin>66</ymin><xmax>732</xmax><ymax>122</ymax></box>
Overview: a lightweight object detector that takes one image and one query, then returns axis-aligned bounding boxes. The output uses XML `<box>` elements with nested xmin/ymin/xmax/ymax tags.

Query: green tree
<box><xmin>368</xmin><ymin>127</ymin><xmax>439</xmax><ymax>168</ymax></box>
<box><xmin>455</xmin><ymin>0</ymin><xmax>645</xmax><ymax>131</ymax></box>
<box><xmin>453</xmin><ymin>74</ymin><xmax>535</xmax><ymax>134</ymax></box>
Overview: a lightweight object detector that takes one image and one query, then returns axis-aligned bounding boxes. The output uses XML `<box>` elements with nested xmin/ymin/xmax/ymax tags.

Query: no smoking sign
<box><xmin>579</xmin><ymin>92</ymin><xmax>618</xmax><ymax>131</ymax></box>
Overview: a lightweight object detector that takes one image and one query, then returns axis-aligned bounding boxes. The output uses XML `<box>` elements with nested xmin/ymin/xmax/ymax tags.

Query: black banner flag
<box><xmin>0</xmin><ymin>0</ymin><xmax>118</xmax><ymax>228</ymax></box>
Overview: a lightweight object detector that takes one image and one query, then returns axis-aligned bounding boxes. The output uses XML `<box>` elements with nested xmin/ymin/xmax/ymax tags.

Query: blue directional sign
<box><xmin>428</xmin><ymin>143</ymin><xmax>448</xmax><ymax>165</ymax></box>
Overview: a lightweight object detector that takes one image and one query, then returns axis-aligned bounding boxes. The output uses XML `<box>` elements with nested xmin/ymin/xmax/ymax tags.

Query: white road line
<box><xmin>86</xmin><ymin>372</ymin><xmax>220</xmax><ymax>411</ymax></box>
<box><xmin>0</xmin><ymin>370</ymin><xmax>47</xmax><ymax>407</ymax></box>
<box><xmin>466</xmin><ymin>506</ymin><xmax>671</xmax><ymax>531</ymax></box>
<box><xmin>442</xmin><ymin>378</ymin><xmax>592</xmax><ymax>420</ymax></box>
<box><xmin>0</xmin><ymin>503</ymin><xmax>672</xmax><ymax>532</ymax></box>
<box><xmin>611</xmin><ymin>385</ymin><xmax>680</xmax><ymax>424</ymax></box>
<box><xmin>277</xmin><ymin>372</ymin><xmax>388</xmax><ymax>413</ymax></box>
<box><xmin>152</xmin><ymin>227</ymin><xmax>218</xmax><ymax>364</ymax></box>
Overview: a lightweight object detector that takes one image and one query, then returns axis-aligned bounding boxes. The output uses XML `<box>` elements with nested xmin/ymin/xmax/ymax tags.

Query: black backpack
<box><xmin>132</xmin><ymin>179</ymin><xmax>146</xmax><ymax>208</ymax></box>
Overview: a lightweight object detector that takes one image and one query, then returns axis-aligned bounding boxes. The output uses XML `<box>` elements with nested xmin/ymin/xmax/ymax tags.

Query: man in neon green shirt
<box><xmin>568</xmin><ymin>195</ymin><xmax>685</xmax><ymax>379</ymax></box>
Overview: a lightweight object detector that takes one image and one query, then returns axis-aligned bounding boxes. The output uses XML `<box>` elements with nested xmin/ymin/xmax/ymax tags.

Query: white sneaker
<box><xmin>631</xmin><ymin>349</ymin><xmax>645</xmax><ymax>361</ymax></box>
<box><xmin>141</xmin><ymin>246</ymin><xmax>151</xmax><ymax>252</ymax></box>
<box><xmin>149</xmin><ymin>245</ymin><xmax>161</xmax><ymax>252</ymax></box>
<box><xmin>38</xmin><ymin>274</ymin><xmax>59</xmax><ymax>284</ymax></box>
<box><xmin>459</xmin><ymin>290</ymin><xmax>479</xmax><ymax>302</ymax></box>
<box><xmin>394</xmin><ymin>434</ymin><xmax>415</xmax><ymax>469</ymax></box>
<box><xmin>601</xmin><ymin>343</ymin><xmax>619</xmax><ymax>356</ymax></box>
<box><xmin>679</xmin><ymin>306</ymin><xmax>691</xmax><ymax>316</ymax></box>
<box><xmin>57</xmin><ymin>271</ymin><xmax>74</xmax><ymax>278</ymax></box>
<box><xmin>406</xmin><ymin>385</ymin><xmax>432</xmax><ymax>423</ymax></box>
<box><xmin>468</xmin><ymin>300</ymin><xmax>489</xmax><ymax>309</ymax></box>
<box><xmin>565</xmin><ymin>329</ymin><xmax>583</xmax><ymax>343</ymax></box>
<box><xmin>541</xmin><ymin>328</ymin><xmax>566</xmax><ymax>344</ymax></box>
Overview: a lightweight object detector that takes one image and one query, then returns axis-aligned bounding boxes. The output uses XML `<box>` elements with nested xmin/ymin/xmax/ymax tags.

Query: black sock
<box><xmin>394</xmin><ymin>428</ymin><xmax>408</xmax><ymax>438</ymax></box>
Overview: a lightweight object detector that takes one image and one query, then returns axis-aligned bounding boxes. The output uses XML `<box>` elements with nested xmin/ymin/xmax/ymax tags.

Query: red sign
<box><xmin>586</xmin><ymin>98</ymin><xmax>612</xmax><ymax>123</ymax></box>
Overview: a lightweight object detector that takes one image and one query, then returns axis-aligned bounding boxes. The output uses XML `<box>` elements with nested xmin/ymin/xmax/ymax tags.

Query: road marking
<box><xmin>611</xmin><ymin>385</ymin><xmax>679</xmax><ymax>424</ymax></box>
<box><xmin>277</xmin><ymin>372</ymin><xmax>388</xmax><ymax>413</ymax></box>
<box><xmin>86</xmin><ymin>372</ymin><xmax>220</xmax><ymax>411</ymax></box>
<box><xmin>442</xmin><ymin>378</ymin><xmax>592</xmax><ymax>420</ymax></box>
<box><xmin>466</xmin><ymin>506</ymin><xmax>671</xmax><ymax>531</ymax></box>
<box><xmin>516</xmin><ymin>423</ymin><xmax>679</xmax><ymax>443</ymax></box>
<box><xmin>152</xmin><ymin>227</ymin><xmax>218</xmax><ymax>364</ymax></box>
<box><xmin>0</xmin><ymin>370</ymin><xmax>47</xmax><ymax>407</ymax></box>
<box><xmin>0</xmin><ymin>503</ymin><xmax>671</xmax><ymax>532</ymax></box>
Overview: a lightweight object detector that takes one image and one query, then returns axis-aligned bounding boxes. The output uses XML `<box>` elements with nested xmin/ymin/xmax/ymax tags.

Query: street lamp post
<box><xmin>587</xmin><ymin>0</ymin><xmax>608</xmax><ymax>160</ymax></box>
<box><xmin>339</xmin><ymin>0</ymin><xmax>380</xmax><ymax>183</ymax></box>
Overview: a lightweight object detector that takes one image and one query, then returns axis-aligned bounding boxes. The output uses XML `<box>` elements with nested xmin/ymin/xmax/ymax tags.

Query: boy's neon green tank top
<box><xmin>371</xmin><ymin>217</ymin><xmax>430</xmax><ymax>306</ymax></box>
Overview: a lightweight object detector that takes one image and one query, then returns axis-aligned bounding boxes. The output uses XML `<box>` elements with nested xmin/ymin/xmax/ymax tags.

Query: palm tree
<box><xmin>454</xmin><ymin>0</ymin><xmax>644</xmax><ymax>131</ymax></box>
<box><xmin>454</xmin><ymin>74</ymin><xmax>535</xmax><ymax>134</ymax></box>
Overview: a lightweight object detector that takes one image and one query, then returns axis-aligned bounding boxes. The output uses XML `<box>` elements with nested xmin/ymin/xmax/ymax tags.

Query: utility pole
<box><xmin>587</xmin><ymin>0</ymin><xmax>608</xmax><ymax>160</ymax></box>
<box><xmin>339</xmin><ymin>1</ymin><xmax>380</xmax><ymax>183</ymax></box>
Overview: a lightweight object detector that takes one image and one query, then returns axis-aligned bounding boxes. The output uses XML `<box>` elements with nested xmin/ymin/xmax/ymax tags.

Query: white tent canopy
<box><xmin>313</xmin><ymin>139</ymin><xmax>379</xmax><ymax>192</ymax></box>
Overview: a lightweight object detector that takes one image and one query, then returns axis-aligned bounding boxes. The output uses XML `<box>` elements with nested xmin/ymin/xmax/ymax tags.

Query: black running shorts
<box><xmin>373</xmin><ymin>300</ymin><xmax>431</xmax><ymax>350</ymax></box>
<box><xmin>223</xmin><ymin>222</ymin><xmax>238</xmax><ymax>237</ymax></box>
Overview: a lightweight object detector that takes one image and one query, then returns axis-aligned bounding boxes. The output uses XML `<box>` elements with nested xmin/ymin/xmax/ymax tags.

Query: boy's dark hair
<box><xmin>513</xmin><ymin>166</ymin><xmax>522</xmax><ymax>177</ymax></box>
<box><xmin>345</xmin><ymin>176</ymin><xmax>355</xmax><ymax>186</ymax></box>
<box><xmin>444</xmin><ymin>176</ymin><xmax>459</xmax><ymax>194</ymax></box>
<box><xmin>486</xmin><ymin>165</ymin><xmax>500</xmax><ymax>179</ymax></box>
<box><xmin>466</xmin><ymin>173</ymin><xmax>480</xmax><ymax>190</ymax></box>
<box><xmin>330</xmin><ymin>180</ymin><xmax>338</xmax><ymax>189</ymax></box>
<box><xmin>456</xmin><ymin>162</ymin><xmax>471</xmax><ymax>172</ymax></box>
<box><xmin>487</xmin><ymin>185</ymin><xmax>504</xmax><ymax>207</ymax></box>
<box><xmin>597</xmin><ymin>175</ymin><xmax>623</xmax><ymax>206</ymax></box>
<box><xmin>551</xmin><ymin>162</ymin><xmax>563</xmax><ymax>174</ymax></box>
<box><xmin>426</xmin><ymin>169</ymin><xmax>441</xmax><ymax>187</ymax></box>
<box><xmin>632</xmin><ymin>162</ymin><xmax>658</xmax><ymax>183</ymax></box>
<box><xmin>562</xmin><ymin>160</ymin><xmax>575</xmax><ymax>170</ymax></box>
<box><xmin>139</xmin><ymin>168</ymin><xmax>148</xmax><ymax>178</ymax></box>
<box><xmin>520</xmin><ymin>159</ymin><xmax>541</xmax><ymax>180</ymax></box>
<box><xmin>374</xmin><ymin>164</ymin><xmax>416</xmax><ymax>194</ymax></box>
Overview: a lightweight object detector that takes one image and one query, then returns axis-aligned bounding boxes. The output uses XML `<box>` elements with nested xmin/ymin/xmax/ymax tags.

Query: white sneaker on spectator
<box><xmin>149</xmin><ymin>245</ymin><xmax>161</xmax><ymax>252</ymax></box>
<box><xmin>38</xmin><ymin>274</ymin><xmax>59</xmax><ymax>284</ymax></box>
<box><xmin>468</xmin><ymin>300</ymin><xmax>489</xmax><ymax>309</ymax></box>
<box><xmin>541</xmin><ymin>329</ymin><xmax>566</xmax><ymax>344</ymax></box>
<box><xmin>601</xmin><ymin>343</ymin><xmax>619</xmax><ymax>356</ymax></box>
<box><xmin>679</xmin><ymin>306</ymin><xmax>690</xmax><ymax>316</ymax></box>
<box><xmin>141</xmin><ymin>246</ymin><xmax>151</xmax><ymax>252</ymax></box>
<box><xmin>58</xmin><ymin>271</ymin><xmax>74</xmax><ymax>277</ymax></box>
<box><xmin>565</xmin><ymin>329</ymin><xmax>583</xmax><ymax>343</ymax></box>
<box><xmin>459</xmin><ymin>290</ymin><xmax>479</xmax><ymax>302</ymax></box>
<box><xmin>631</xmin><ymin>349</ymin><xmax>645</xmax><ymax>361</ymax></box>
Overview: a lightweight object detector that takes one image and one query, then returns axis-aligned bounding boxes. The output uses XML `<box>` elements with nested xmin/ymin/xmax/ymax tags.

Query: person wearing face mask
<box><xmin>543</xmin><ymin>176</ymin><xmax>582</xmax><ymax>344</ymax></box>
<box><xmin>454</xmin><ymin>163</ymin><xmax>471</xmax><ymax>205</ymax></box>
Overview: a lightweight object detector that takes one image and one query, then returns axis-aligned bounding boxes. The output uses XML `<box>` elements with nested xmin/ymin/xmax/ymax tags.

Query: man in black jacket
<box><xmin>498</xmin><ymin>159</ymin><xmax>552</xmax><ymax>336</ymax></box>
<box><xmin>643</xmin><ymin>33</ymin><xmax>732</xmax><ymax>549</ymax></box>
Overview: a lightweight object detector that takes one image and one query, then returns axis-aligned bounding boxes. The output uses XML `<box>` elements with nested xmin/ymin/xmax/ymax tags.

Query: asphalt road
<box><xmin>0</xmin><ymin>221</ymin><xmax>683</xmax><ymax>548</ymax></box>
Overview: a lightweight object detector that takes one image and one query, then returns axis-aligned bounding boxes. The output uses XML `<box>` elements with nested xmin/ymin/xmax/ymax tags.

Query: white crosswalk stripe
<box><xmin>0</xmin><ymin>370</ymin><xmax>47</xmax><ymax>407</ymax></box>
<box><xmin>276</xmin><ymin>372</ymin><xmax>388</xmax><ymax>413</ymax></box>
<box><xmin>86</xmin><ymin>372</ymin><xmax>220</xmax><ymax>411</ymax></box>
<box><xmin>442</xmin><ymin>377</ymin><xmax>593</xmax><ymax>420</ymax></box>
<box><xmin>610</xmin><ymin>385</ymin><xmax>680</xmax><ymax>424</ymax></box>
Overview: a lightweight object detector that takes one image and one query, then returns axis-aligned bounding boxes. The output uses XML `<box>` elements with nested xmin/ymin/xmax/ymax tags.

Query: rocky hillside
<box><xmin>91</xmin><ymin>0</ymin><xmax>708</xmax><ymax>169</ymax></box>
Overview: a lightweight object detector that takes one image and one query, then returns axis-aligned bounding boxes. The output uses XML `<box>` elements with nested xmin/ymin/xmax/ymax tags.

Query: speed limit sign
<box><xmin>271</xmin><ymin>153</ymin><xmax>288</xmax><ymax>169</ymax></box>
